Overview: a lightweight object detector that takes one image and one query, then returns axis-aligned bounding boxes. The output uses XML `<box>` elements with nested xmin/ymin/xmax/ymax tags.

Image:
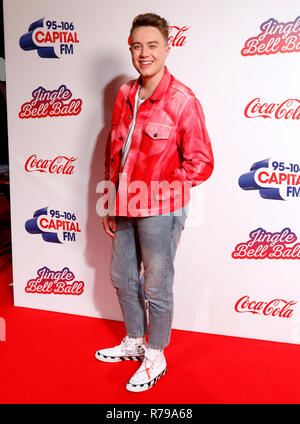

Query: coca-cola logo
<box><xmin>127</xmin><ymin>25</ymin><xmax>190</xmax><ymax>47</ymax></box>
<box><xmin>235</xmin><ymin>296</ymin><xmax>297</xmax><ymax>318</ymax></box>
<box><xmin>239</xmin><ymin>157</ymin><xmax>300</xmax><ymax>201</ymax></box>
<box><xmin>168</xmin><ymin>26</ymin><xmax>190</xmax><ymax>47</ymax></box>
<box><xmin>25</xmin><ymin>154</ymin><xmax>76</xmax><ymax>175</ymax></box>
<box><xmin>25</xmin><ymin>266</ymin><xmax>84</xmax><ymax>296</ymax></box>
<box><xmin>241</xmin><ymin>16</ymin><xmax>300</xmax><ymax>56</ymax></box>
<box><xmin>232</xmin><ymin>227</ymin><xmax>300</xmax><ymax>259</ymax></box>
<box><xmin>19</xmin><ymin>84</ymin><xmax>82</xmax><ymax>119</ymax></box>
<box><xmin>244</xmin><ymin>98</ymin><xmax>300</xmax><ymax>119</ymax></box>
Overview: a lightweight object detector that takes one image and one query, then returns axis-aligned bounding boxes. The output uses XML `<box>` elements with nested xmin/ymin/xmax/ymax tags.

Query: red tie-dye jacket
<box><xmin>103</xmin><ymin>66</ymin><xmax>214</xmax><ymax>217</ymax></box>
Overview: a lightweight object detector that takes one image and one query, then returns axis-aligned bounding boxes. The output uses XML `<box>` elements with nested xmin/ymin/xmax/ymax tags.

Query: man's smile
<box><xmin>139</xmin><ymin>60</ymin><xmax>154</xmax><ymax>67</ymax></box>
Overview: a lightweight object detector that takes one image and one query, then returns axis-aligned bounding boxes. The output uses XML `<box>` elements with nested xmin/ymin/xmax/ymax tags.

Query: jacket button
<box><xmin>119</xmin><ymin>136</ymin><xmax>123</xmax><ymax>140</ymax></box>
<box><xmin>111</xmin><ymin>157</ymin><xmax>114</xmax><ymax>162</ymax></box>
<box><xmin>128</xmin><ymin>115</ymin><xmax>132</xmax><ymax>119</ymax></box>
<box><xmin>153</xmin><ymin>133</ymin><xmax>158</xmax><ymax>137</ymax></box>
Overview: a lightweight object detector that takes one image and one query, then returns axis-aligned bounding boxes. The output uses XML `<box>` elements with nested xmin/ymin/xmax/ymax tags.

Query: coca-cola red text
<box><xmin>25</xmin><ymin>154</ymin><xmax>76</xmax><ymax>175</ymax></box>
<box><xmin>244</xmin><ymin>98</ymin><xmax>300</xmax><ymax>119</ymax></box>
<box><xmin>235</xmin><ymin>295</ymin><xmax>296</xmax><ymax>318</ymax></box>
<box><xmin>168</xmin><ymin>26</ymin><xmax>190</xmax><ymax>47</ymax></box>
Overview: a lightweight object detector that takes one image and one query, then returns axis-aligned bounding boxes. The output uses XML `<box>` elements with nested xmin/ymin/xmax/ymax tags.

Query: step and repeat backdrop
<box><xmin>3</xmin><ymin>0</ymin><xmax>300</xmax><ymax>345</ymax></box>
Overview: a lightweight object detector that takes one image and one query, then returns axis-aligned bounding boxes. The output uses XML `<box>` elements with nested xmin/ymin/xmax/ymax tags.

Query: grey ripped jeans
<box><xmin>110</xmin><ymin>204</ymin><xmax>188</xmax><ymax>349</ymax></box>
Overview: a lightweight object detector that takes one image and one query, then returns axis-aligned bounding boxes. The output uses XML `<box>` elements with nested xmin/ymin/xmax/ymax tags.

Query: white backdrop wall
<box><xmin>3</xmin><ymin>0</ymin><xmax>300</xmax><ymax>345</ymax></box>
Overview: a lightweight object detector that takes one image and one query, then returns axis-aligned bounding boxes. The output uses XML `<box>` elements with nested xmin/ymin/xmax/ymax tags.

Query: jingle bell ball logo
<box><xmin>232</xmin><ymin>227</ymin><xmax>300</xmax><ymax>259</ymax></box>
<box><xmin>25</xmin><ymin>267</ymin><xmax>84</xmax><ymax>296</ymax></box>
<box><xmin>241</xmin><ymin>16</ymin><xmax>300</xmax><ymax>56</ymax></box>
<box><xmin>239</xmin><ymin>158</ymin><xmax>300</xmax><ymax>200</ymax></box>
<box><xmin>19</xmin><ymin>17</ymin><xmax>79</xmax><ymax>58</ymax></box>
<box><xmin>19</xmin><ymin>85</ymin><xmax>82</xmax><ymax>119</ymax></box>
<box><xmin>25</xmin><ymin>206</ymin><xmax>81</xmax><ymax>244</ymax></box>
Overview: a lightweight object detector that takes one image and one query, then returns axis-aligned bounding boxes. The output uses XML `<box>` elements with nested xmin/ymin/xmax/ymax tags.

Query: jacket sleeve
<box><xmin>164</xmin><ymin>96</ymin><xmax>214</xmax><ymax>189</ymax></box>
<box><xmin>104</xmin><ymin>87</ymin><xmax>125</xmax><ymax>181</ymax></box>
<box><xmin>104</xmin><ymin>126</ymin><xmax>112</xmax><ymax>182</ymax></box>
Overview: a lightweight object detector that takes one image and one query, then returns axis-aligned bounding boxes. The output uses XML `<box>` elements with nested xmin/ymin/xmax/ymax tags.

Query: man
<box><xmin>95</xmin><ymin>13</ymin><xmax>214</xmax><ymax>392</ymax></box>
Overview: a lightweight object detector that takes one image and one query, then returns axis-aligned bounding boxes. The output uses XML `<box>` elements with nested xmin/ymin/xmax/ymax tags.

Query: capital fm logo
<box><xmin>19</xmin><ymin>17</ymin><xmax>79</xmax><ymax>58</ymax></box>
<box><xmin>241</xmin><ymin>16</ymin><xmax>300</xmax><ymax>56</ymax></box>
<box><xmin>238</xmin><ymin>158</ymin><xmax>300</xmax><ymax>200</ymax></box>
<box><xmin>25</xmin><ymin>206</ymin><xmax>81</xmax><ymax>244</ymax></box>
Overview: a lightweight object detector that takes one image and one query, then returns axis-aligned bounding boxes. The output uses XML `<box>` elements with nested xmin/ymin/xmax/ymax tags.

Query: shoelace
<box><xmin>141</xmin><ymin>343</ymin><xmax>149</xmax><ymax>356</ymax></box>
<box><xmin>122</xmin><ymin>336</ymin><xmax>144</xmax><ymax>353</ymax></box>
<box><xmin>121</xmin><ymin>336</ymin><xmax>129</xmax><ymax>346</ymax></box>
<box><xmin>142</xmin><ymin>343</ymin><xmax>163</xmax><ymax>360</ymax></box>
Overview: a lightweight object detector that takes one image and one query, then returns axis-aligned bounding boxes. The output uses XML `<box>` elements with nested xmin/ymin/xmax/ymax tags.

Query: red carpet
<box><xmin>1</xmin><ymin>194</ymin><xmax>300</xmax><ymax>404</ymax></box>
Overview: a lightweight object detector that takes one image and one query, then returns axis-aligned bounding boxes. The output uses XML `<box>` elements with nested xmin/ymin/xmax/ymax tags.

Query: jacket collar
<box><xmin>127</xmin><ymin>66</ymin><xmax>171</xmax><ymax>108</ymax></box>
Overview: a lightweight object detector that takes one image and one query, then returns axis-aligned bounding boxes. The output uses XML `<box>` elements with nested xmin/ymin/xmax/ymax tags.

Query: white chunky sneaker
<box><xmin>126</xmin><ymin>345</ymin><xmax>167</xmax><ymax>392</ymax></box>
<box><xmin>95</xmin><ymin>336</ymin><xmax>145</xmax><ymax>363</ymax></box>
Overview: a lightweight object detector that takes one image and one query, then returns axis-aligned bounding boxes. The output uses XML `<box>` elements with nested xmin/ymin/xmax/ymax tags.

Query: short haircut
<box><xmin>130</xmin><ymin>13</ymin><xmax>169</xmax><ymax>45</ymax></box>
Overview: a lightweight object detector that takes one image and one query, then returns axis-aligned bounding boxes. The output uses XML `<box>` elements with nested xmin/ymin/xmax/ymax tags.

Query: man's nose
<box><xmin>140</xmin><ymin>46</ymin><xmax>149</xmax><ymax>56</ymax></box>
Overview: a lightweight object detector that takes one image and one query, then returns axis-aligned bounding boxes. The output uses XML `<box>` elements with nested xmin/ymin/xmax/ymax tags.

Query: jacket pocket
<box><xmin>143</xmin><ymin>122</ymin><xmax>173</xmax><ymax>140</ymax></box>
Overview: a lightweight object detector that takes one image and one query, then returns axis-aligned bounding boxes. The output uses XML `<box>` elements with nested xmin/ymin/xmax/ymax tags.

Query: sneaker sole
<box><xmin>125</xmin><ymin>367</ymin><xmax>167</xmax><ymax>392</ymax></box>
<box><xmin>95</xmin><ymin>351</ymin><xmax>144</xmax><ymax>363</ymax></box>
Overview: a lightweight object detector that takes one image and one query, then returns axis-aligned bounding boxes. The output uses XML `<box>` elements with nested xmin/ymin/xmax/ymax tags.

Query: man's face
<box><xmin>129</xmin><ymin>26</ymin><xmax>170</xmax><ymax>79</ymax></box>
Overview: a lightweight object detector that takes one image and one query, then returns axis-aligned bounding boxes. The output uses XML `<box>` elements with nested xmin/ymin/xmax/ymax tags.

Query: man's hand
<box><xmin>102</xmin><ymin>214</ymin><xmax>117</xmax><ymax>238</ymax></box>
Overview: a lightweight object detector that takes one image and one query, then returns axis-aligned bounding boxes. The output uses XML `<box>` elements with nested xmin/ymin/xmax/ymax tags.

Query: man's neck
<box><xmin>139</xmin><ymin>66</ymin><xmax>165</xmax><ymax>99</ymax></box>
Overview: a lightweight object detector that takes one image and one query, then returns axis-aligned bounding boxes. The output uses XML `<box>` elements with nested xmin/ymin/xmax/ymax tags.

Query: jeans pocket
<box><xmin>172</xmin><ymin>207</ymin><xmax>187</xmax><ymax>231</ymax></box>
